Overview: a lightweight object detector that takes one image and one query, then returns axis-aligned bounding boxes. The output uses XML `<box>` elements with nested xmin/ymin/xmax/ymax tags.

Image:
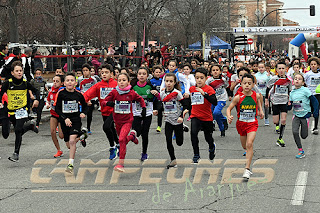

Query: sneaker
<box><xmin>88</xmin><ymin>131</ymin><xmax>92</xmax><ymax>135</ymax></box>
<box><xmin>53</xmin><ymin>150</ymin><xmax>63</xmax><ymax>158</ymax></box>
<box><xmin>212</xmin><ymin>122</ymin><xmax>216</xmax><ymax>131</ymax></box>
<box><xmin>275</xmin><ymin>125</ymin><xmax>280</xmax><ymax>134</ymax></box>
<box><xmin>242</xmin><ymin>168</ymin><xmax>253</xmax><ymax>179</ymax></box>
<box><xmin>116</xmin><ymin>144</ymin><xmax>120</xmax><ymax>157</ymax></box>
<box><xmin>80</xmin><ymin>139</ymin><xmax>87</xmax><ymax>147</ymax></box>
<box><xmin>109</xmin><ymin>147</ymin><xmax>118</xmax><ymax>160</ymax></box>
<box><xmin>98</xmin><ymin>106</ymin><xmax>101</xmax><ymax>112</ymax></box>
<box><xmin>296</xmin><ymin>151</ymin><xmax>305</xmax><ymax>159</ymax></box>
<box><xmin>265</xmin><ymin>118</ymin><xmax>269</xmax><ymax>126</ymax></box>
<box><xmin>221</xmin><ymin>130</ymin><xmax>225</xmax><ymax>137</ymax></box>
<box><xmin>187</xmin><ymin>117</ymin><xmax>191</xmax><ymax>121</ymax></box>
<box><xmin>114</xmin><ymin>164</ymin><xmax>125</xmax><ymax>172</ymax></box>
<box><xmin>223</xmin><ymin>119</ymin><xmax>228</xmax><ymax>131</ymax></box>
<box><xmin>172</xmin><ymin>134</ymin><xmax>176</xmax><ymax>140</ymax></box>
<box><xmin>243</xmin><ymin>151</ymin><xmax>246</xmax><ymax>156</ymax></box>
<box><xmin>29</xmin><ymin>120</ymin><xmax>39</xmax><ymax>133</ymax></box>
<box><xmin>276</xmin><ymin>138</ymin><xmax>286</xmax><ymax>147</ymax></box>
<box><xmin>167</xmin><ymin>159</ymin><xmax>177</xmax><ymax>169</ymax></box>
<box><xmin>129</xmin><ymin>130</ymin><xmax>139</xmax><ymax>144</ymax></box>
<box><xmin>8</xmin><ymin>153</ymin><xmax>19</xmax><ymax>162</ymax></box>
<box><xmin>209</xmin><ymin>144</ymin><xmax>216</xmax><ymax>160</ymax></box>
<box><xmin>141</xmin><ymin>153</ymin><xmax>148</xmax><ymax>161</ymax></box>
<box><xmin>80</xmin><ymin>127</ymin><xmax>88</xmax><ymax>141</ymax></box>
<box><xmin>312</xmin><ymin>128</ymin><xmax>319</xmax><ymax>135</ymax></box>
<box><xmin>56</xmin><ymin>127</ymin><xmax>59</xmax><ymax>133</ymax></box>
<box><xmin>156</xmin><ymin>126</ymin><xmax>162</xmax><ymax>133</ymax></box>
<box><xmin>65</xmin><ymin>164</ymin><xmax>74</xmax><ymax>173</ymax></box>
<box><xmin>192</xmin><ymin>155</ymin><xmax>201</xmax><ymax>164</ymax></box>
<box><xmin>183</xmin><ymin>123</ymin><xmax>189</xmax><ymax>132</ymax></box>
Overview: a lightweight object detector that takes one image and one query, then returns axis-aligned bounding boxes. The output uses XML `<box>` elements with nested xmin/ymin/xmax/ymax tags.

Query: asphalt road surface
<box><xmin>0</xmin><ymin>107</ymin><xmax>319</xmax><ymax>213</ymax></box>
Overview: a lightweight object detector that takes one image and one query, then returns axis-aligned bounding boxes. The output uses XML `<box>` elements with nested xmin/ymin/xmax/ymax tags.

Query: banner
<box><xmin>233</xmin><ymin>26</ymin><xmax>320</xmax><ymax>35</ymax></box>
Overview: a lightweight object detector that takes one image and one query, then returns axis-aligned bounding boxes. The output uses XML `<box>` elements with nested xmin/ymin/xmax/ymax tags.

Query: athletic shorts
<box><xmin>51</xmin><ymin>115</ymin><xmax>59</xmax><ymax>120</ymax></box>
<box><xmin>272</xmin><ymin>104</ymin><xmax>287</xmax><ymax>115</ymax></box>
<box><xmin>59</xmin><ymin>117</ymin><xmax>82</xmax><ymax>142</ymax></box>
<box><xmin>236</xmin><ymin>120</ymin><xmax>258</xmax><ymax>136</ymax></box>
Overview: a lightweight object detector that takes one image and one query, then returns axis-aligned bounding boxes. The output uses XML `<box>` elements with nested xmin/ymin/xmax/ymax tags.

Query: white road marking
<box><xmin>291</xmin><ymin>171</ymin><xmax>308</xmax><ymax>205</ymax></box>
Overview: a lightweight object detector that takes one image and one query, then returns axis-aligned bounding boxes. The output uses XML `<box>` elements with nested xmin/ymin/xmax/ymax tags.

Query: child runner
<box><xmin>0</xmin><ymin>61</ymin><xmax>40</xmax><ymax>162</ymax></box>
<box><xmin>132</xmin><ymin>67</ymin><xmax>159</xmax><ymax>161</ymax></box>
<box><xmin>104</xmin><ymin>73</ymin><xmax>146</xmax><ymax>172</ymax></box>
<box><xmin>255</xmin><ymin>62</ymin><xmax>271</xmax><ymax>125</ymax></box>
<box><xmin>46</xmin><ymin>75</ymin><xmax>65</xmax><ymax>157</ymax></box>
<box><xmin>226</xmin><ymin>73</ymin><xmax>264</xmax><ymax>179</ymax></box>
<box><xmin>287</xmin><ymin>63</ymin><xmax>302</xmax><ymax>82</ymax></box>
<box><xmin>79</xmin><ymin>63</ymin><xmax>98</xmax><ymax>135</ymax></box>
<box><xmin>190</xmin><ymin>68</ymin><xmax>217</xmax><ymax>164</ymax></box>
<box><xmin>289</xmin><ymin>74</ymin><xmax>319</xmax><ymax>158</ymax></box>
<box><xmin>160</xmin><ymin>73</ymin><xmax>189</xmax><ymax>168</ymax></box>
<box><xmin>55</xmin><ymin>73</ymin><xmax>88</xmax><ymax>173</ymax></box>
<box><xmin>84</xmin><ymin>64</ymin><xmax>119</xmax><ymax>160</ymax></box>
<box><xmin>265</xmin><ymin>61</ymin><xmax>292</xmax><ymax>147</ymax></box>
<box><xmin>304</xmin><ymin>57</ymin><xmax>320</xmax><ymax>134</ymax></box>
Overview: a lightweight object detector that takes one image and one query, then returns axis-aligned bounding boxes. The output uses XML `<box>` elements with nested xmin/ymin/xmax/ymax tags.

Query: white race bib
<box><xmin>15</xmin><ymin>108</ymin><xmax>28</xmax><ymax>119</ymax></box>
<box><xmin>215</xmin><ymin>87</ymin><xmax>224</xmax><ymax>96</ymax></box>
<box><xmin>62</xmin><ymin>100</ymin><xmax>79</xmax><ymax>113</ymax></box>
<box><xmin>163</xmin><ymin>101</ymin><xmax>178</xmax><ymax>114</ymax></box>
<box><xmin>50</xmin><ymin>100</ymin><xmax>55</xmax><ymax>110</ymax></box>
<box><xmin>82</xmin><ymin>83</ymin><xmax>92</xmax><ymax>92</ymax></box>
<box><xmin>191</xmin><ymin>92</ymin><xmax>204</xmax><ymax>105</ymax></box>
<box><xmin>100</xmin><ymin>88</ymin><xmax>113</xmax><ymax>99</ymax></box>
<box><xmin>257</xmin><ymin>81</ymin><xmax>266</xmax><ymax>88</ymax></box>
<box><xmin>239</xmin><ymin>109</ymin><xmax>256</xmax><ymax>122</ymax></box>
<box><xmin>275</xmin><ymin>85</ymin><xmax>288</xmax><ymax>95</ymax></box>
<box><xmin>293</xmin><ymin>101</ymin><xmax>303</xmax><ymax>112</ymax></box>
<box><xmin>310</xmin><ymin>77</ymin><xmax>320</xmax><ymax>87</ymax></box>
<box><xmin>114</xmin><ymin>101</ymin><xmax>131</xmax><ymax>114</ymax></box>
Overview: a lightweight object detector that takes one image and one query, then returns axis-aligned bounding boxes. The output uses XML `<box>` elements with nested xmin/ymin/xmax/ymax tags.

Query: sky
<box><xmin>281</xmin><ymin>0</ymin><xmax>319</xmax><ymax>26</ymax></box>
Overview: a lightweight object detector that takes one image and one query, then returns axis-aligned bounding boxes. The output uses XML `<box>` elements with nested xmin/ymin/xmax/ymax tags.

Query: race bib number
<box><xmin>114</xmin><ymin>101</ymin><xmax>131</xmax><ymax>114</ymax></box>
<box><xmin>191</xmin><ymin>92</ymin><xmax>204</xmax><ymax>105</ymax></box>
<box><xmin>292</xmin><ymin>101</ymin><xmax>303</xmax><ymax>112</ymax></box>
<box><xmin>275</xmin><ymin>85</ymin><xmax>288</xmax><ymax>95</ymax></box>
<box><xmin>239</xmin><ymin>109</ymin><xmax>256</xmax><ymax>122</ymax></box>
<box><xmin>257</xmin><ymin>81</ymin><xmax>266</xmax><ymax>88</ymax></box>
<box><xmin>310</xmin><ymin>77</ymin><xmax>320</xmax><ymax>87</ymax></box>
<box><xmin>163</xmin><ymin>101</ymin><xmax>177</xmax><ymax>114</ymax></box>
<box><xmin>82</xmin><ymin>83</ymin><xmax>92</xmax><ymax>92</ymax></box>
<box><xmin>15</xmin><ymin>108</ymin><xmax>28</xmax><ymax>119</ymax></box>
<box><xmin>100</xmin><ymin>88</ymin><xmax>113</xmax><ymax>99</ymax></box>
<box><xmin>62</xmin><ymin>100</ymin><xmax>79</xmax><ymax>113</ymax></box>
<box><xmin>215</xmin><ymin>87</ymin><xmax>224</xmax><ymax>96</ymax></box>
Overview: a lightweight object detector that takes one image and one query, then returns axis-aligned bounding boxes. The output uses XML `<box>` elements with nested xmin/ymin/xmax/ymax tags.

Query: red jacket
<box><xmin>47</xmin><ymin>86</ymin><xmax>61</xmax><ymax>118</ymax></box>
<box><xmin>104</xmin><ymin>88</ymin><xmax>145</xmax><ymax>124</ymax></box>
<box><xmin>83</xmin><ymin>78</ymin><xmax>118</xmax><ymax>117</ymax></box>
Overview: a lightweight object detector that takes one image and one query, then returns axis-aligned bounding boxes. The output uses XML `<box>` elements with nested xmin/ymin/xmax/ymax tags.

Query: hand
<box><xmin>183</xmin><ymin>93</ymin><xmax>190</xmax><ymax>98</ymax></box>
<box><xmin>46</xmin><ymin>103</ymin><xmax>50</xmax><ymax>109</ymax></box>
<box><xmin>287</xmin><ymin>101</ymin><xmax>291</xmax><ymax>106</ymax></box>
<box><xmin>80</xmin><ymin>113</ymin><xmax>86</xmax><ymax>119</ymax></box>
<box><xmin>65</xmin><ymin>118</ymin><xmax>72</xmax><ymax>127</ymax></box>
<box><xmin>141</xmin><ymin>107</ymin><xmax>146</xmax><ymax>118</ymax></box>
<box><xmin>227</xmin><ymin>115</ymin><xmax>234</xmax><ymax>124</ymax></box>
<box><xmin>32</xmin><ymin>100</ymin><xmax>39</xmax><ymax>108</ymax></box>
<box><xmin>151</xmin><ymin>90</ymin><xmax>158</xmax><ymax>96</ymax></box>
<box><xmin>259</xmin><ymin>111</ymin><xmax>264</xmax><ymax>120</ymax></box>
<box><xmin>183</xmin><ymin>109</ymin><xmax>189</xmax><ymax>118</ymax></box>
<box><xmin>195</xmin><ymin>87</ymin><xmax>205</xmax><ymax>95</ymax></box>
<box><xmin>153</xmin><ymin>110</ymin><xmax>158</xmax><ymax>116</ymax></box>
<box><xmin>265</xmin><ymin>99</ymin><xmax>269</xmax><ymax>107</ymax></box>
<box><xmin>0</xmin><ymin>103</ymin><xmax>3</xmax><ymax>109</ymax></box>
<box><xmin>161</xmin><ymin>88</ymin><xmax>165</xmax><ymax>91</ymax></box>
<box><xmin>88</xmin><ymin>100</ymin><xmax>92</xmax><ymax>106</ymax></box>
<box><xmin>177</xmin><ymin>117</ymin><xmax>183</xmax><ymax>123</ymax></box>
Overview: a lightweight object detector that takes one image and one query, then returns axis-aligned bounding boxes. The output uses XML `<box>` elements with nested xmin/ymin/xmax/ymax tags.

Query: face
<box><xmin>101</xmin><ymin>68</ymin><xmax>111</xmax><ymax>81</ymax></box>
<box><xmin>277</xmin><ymin>64</ymin><xmax>286</xmax><ymax>76</ymax></box>
<box><xmin>55</xmin><ymin>69</ymin><xmax>63</xmax><ymax>75</ymax></box>
<box><xmin>270</xmin><ymin>60</ymin><xmax>276</xmax><ymax>68</ymax></box>
<box><xmin>168</xmin><ymin>62</ymin><xmax>177</xmax><ymax>72</ymax></box>
<box><xmin>53</xmin><ymin>76</ymin><xmax>62</xmax><ymax>88</ymax></box>
<box><xmin>266</xmin><ymin>66</ymin><xmax>271</xmax><ymax>73</ymax></box>
<box><xmin>211</xmin><ymin>66</ymin><xmax>221</xmax><ymax>78</ymax></box>
<box><xmin>252</xmin><ymin>64</ymin><xmax>258</xmax><ymax>71</ymax></box>
<box><xmin>137</xmin><ymin>69</ymin><xmax>148</xmax><ymax>82</ymax></box>
<box><xmin>91</xmin><ymin>69</ymin><xmax>96</xmax><ymax>76</ymax></box>
<box><xmin>204</xmin><ymin>62</ymin><xmax>209</xmax><ymax>70</ymax></box>
<box><xmin>258</xmin><ymin>64</ymin><xmax>265</xmax><ymax>73</ymax></box>
<box><xmin>293</xmin><ymin>65</ymin><xmax>300</xmax><ymax>73</ymax></box>
<box><xmin>35</xmin><ymin>70</ymin><xmax>42</xmax><ymax>77</ymax></box>
<box><xmin>117</xmin><ymin>74</ymin><xmax>129</xmax><ymax>89</ymax></box>
<box><xmin>293</xmin><ymin>74</ymin><xmax>304</xmax><ymax>88</ymax></box>
<box><xmin>165</xmin><ymin>76</ymin><xmax>175</xmax><ymax>90</ymax></box>
<box><xmin>222</xmin><ymin>67</ymin><xmax>228</xmax><ymax>73</ymax></box>
<box><xmin>310</xmin><ymin>61</ymin><xmax>319</xmax><ymax>72</ymax></box>
<box><xmin>183</xmin><ymin>66</ymin><xmax>191</xmax><ymax>75</ymax></box>
<box><xmin>2</xmin><ymin>46</ymin><xmax>9</xmax><ymax>55</ymax></box>
<box><xmin>64</xmin><ymin>75</ymin><xmax>76</xmax><ymax>90</ymax></box>
<box><xmin>238</xmin><ymin>70</ymin><xmax>248</xmax><ymax>79</ymax></box>
<box><xmin>236</xmin><ymin>62</ymin><xmax>244</xmax><ymax>70</ymax></box>
<box><xmin>225</xmin><ymin>61</ymin><xmax>230</xmax><ymax>67</ymax></box>
<box><xmin>153</xmin><ymin>69</ymin><xmax>162</xmax><ymax>78</ymax></box>
<box><xmin>285</xmin><ymin>59</ymin><xmax>290</xmax><ymax>65</ymax></box>
<box><xmin>11</xmin><ymin>65</ymin><xmax>24</xmax><ymax>79</ymax></box>
<box><xmin>247</xmin><ymin>64</ymin><xmax>252</xmax><ymax>70</ymax></box>
<box><xmin>191</xmin><ymin>61</ymin><xmax>197</xmax><ymax>69</ymax></box>
<box><xmin>195</xmin><ymin>72</ymin><xmax>206</xmax><ymax>88</ymax></box>
<box><xmin>114</xmin><ymin>69</ymin><xmax>120</xmax><ymax>78</ymax></box>
<box><xmin>82</xmin><ymin>67</ymin><xmax>90</xmax><ymax>78</ymax></box>
<box><xmin>241</xmin><ymin>77</ymin><xmax>254</xmax><ymax>92</ymax></box>
<box><xmin>76</xmin><ymin>71</ymin><xmax>82</xmax><ymax>77</ymax></box>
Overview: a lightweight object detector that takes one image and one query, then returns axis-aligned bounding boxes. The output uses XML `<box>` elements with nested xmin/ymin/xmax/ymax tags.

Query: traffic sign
<box><xmin>247</xmin><ymin>38</ymin><xmax>253</xmax><ymax>45</ymax></box>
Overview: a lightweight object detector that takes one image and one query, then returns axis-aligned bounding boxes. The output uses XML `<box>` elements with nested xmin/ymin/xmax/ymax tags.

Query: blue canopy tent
<box><xmin>188</xmin><ymin>36</ymin><xmax>231</xmax><ymax>49</ymax></box>
<box><xmin>188</xmin><ymin>41</ymin><xmax>202</xmax><ymax>49</ymax></box>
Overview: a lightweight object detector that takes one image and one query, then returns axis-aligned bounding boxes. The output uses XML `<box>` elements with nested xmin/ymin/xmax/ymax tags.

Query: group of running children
<box><xmin>1</xmin><ymin>56</ymin><xmax>320</xmax><ymax>180</ymax></box>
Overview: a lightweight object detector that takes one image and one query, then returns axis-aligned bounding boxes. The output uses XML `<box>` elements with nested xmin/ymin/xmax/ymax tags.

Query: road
<box><xmin>0</xmin><ymin>106</ymin><xmax>319</xmax><ymax>213</ymax></box>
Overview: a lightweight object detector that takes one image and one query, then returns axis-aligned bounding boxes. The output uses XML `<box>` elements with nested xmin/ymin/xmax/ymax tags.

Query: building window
<box><xmin>241</xmin><ymin>20</ymin><xmax>246</xmax><ymax>27</ymax></box>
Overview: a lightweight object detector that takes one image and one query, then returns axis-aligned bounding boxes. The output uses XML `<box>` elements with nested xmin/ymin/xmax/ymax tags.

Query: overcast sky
<box><xmin>281</xmin><ymin>0</ymin><xmax>319</xmax><ymax>26</ymax></box>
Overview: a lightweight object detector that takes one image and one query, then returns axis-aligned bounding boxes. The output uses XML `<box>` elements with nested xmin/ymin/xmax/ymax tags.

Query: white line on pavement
<box><xmin>84</xmin><ymin>148</ymin><xmax>108</xmax><ymax>159</ymax></box>
<box><xmin>291</xmin><ymin>171</ymin><xmax>308</xmax><ymax>205</ymax></box>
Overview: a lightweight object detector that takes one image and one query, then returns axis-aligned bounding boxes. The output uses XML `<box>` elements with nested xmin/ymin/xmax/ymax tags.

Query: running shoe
<box><xmin>88</xmin><ymin>131</ymin><xmax>92</xmax><ymax>135</ymax></box>
<box><xmin>116</xmin><ymin>144</ymin><xmax>120</xmax><ymax>157</ymax></box>
<box><xmin>114</xmin><ymin>164</ymin><xmax>125</xmax><ymax>172</ymax></box>
<box><xmin>265</xmin><ymin>118</ymin><xmax>269</xmax><ymax>126</ymax></box>
<box><xmin>156</xmin><ymin>126</ymin><xmax>162</xmax><ymax>133</ymax></box>
<box><xmin>223</xmin><ymin>119</ymin><xmax>228</xmax><ymax>131</ymax></box>
<box><xmin>172</xmin><ymin>134</ymin><xmax>176</xmax><ymax>140</ymax></box>
<box><xmin>109</xmin><ymin>147</ymin><xmax>118</xmax><ymax>160</ymax></box>
<box><xmin>54</xmin><ymin>150</ymin><xmax>63</xmax><ymax>158</ymax></box>
<box><xmin>243</xmin><ymin>151</ymin><xmax>246</xmax><ymax>156</ymax></box>
<box><xmin>187</xmin><ymin>117</ymin><xmax>191</xmax><ymax>121</ymax></box>
<box><xmin>312</xmin><ymin>128</ymin><xmax>319</xmax><ymax>135</ymax></box>
<box><xmin>8</xmin><ymin>153</ymin><xmax>19</xmax><ymax>162</ymax></box>
<box><xmin>56</xmin><ymin>127</ymin><xmax>59</xmax><ymax>133</ymax></box>
<box><xmin>242</xmin><ymin>168</ymin><xmax>253</xmax><ymax>179</ymax></box>
<box><xmin>80</xmin><ymin>127</ymin><xmax>88</xmax><ymax>141</ymax></box>
<box><xmin>98</xmin><ymin>106</ymin><xmax>101</xmax><ymax>112</ymax></box>
<box><xmin>80</xmin><ymin>139</ymin><xmax>87</xmax><ymax>147</ymax></box>
<box><xmin>141</xmin><ymin>153</ymin><xmax>148</xmax><ymax>161</ymax></box>
<box><xmin>192</xmin><ymin>155</ymin><xmax>201</xmax><ymax>164</ymax></box>
<box><xmin>65</xmin><ymin>164</ymin><xmax>74</xmax><ymax>173</ymax></box>
<box><xmin>276</xmin><ymin>138</ymin><xmax>286</xmax><ymax>147</ymax></box>
<box><xmin>296</xmin><ymin>151</ymin><xmax>305</xmax><ymax>159</ymax></box>
<box><xmin>167</xmin><ymin>159</ymin><xmax>177</xmax><ymax>169</ymax></box>
<box><xmin>129</xmin><ymin>130</ymin><xmax>139</xmax><ymax>144</ymax></box>
<box><xmin>221</xmin><ymin>130</ymin><xmax>225</xmax><ymax>137</ymax></box>
<box><xmin>183</xmin><ymin>123</ymin><xmax>189</xmax><ymax>132</ymax></box>
<box><xmin>275</xmin><ymin>125</ymin><xmax>280</xmax><ymax>134</ymax></box>
<box><xmin>209</xmin><ymin>144</ymin><xmax>216</xmax><ymax>160</ymax></box>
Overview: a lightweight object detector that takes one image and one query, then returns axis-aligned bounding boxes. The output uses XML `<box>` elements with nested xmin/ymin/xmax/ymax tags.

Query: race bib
<box><xmin>156</xmin><ymin>86</ymin><xmax>161</xmax><ymax>92</ymax></box>
<box><xmin>82</xmin><ymin>83</ymin><xmax>92</xmax><ymax>92</ymax></box>
<box><xmin>50</xmin><ymin>100</ymin><xmax>55</xmax><ymax>110</ymax></box>
<box><xmin>100</xmin><ymin>88</ymin><xmax>113</xmax><ymax>99</ymax></box>
<box><xmin>191</xmin><ymin>92</ymin><xmax>204</xmax><ymax>105</ymax></box>
<box><xmin>15</xmin><ymin>108</ymin><xmax>28</xmax><ymax>119</ymax></box>
<box><xmin>163</xmin><ymin>101</ymin><xmax>178</xmax><ymax>114</ymax></box>
<box><xmin>275</xmin><ymin>85</ymin><xmax>288</xmax><ymax>95</ymax></box>
<box><xmin>310</xmin><ymin>77</ymin><xmax>320</xmax><ymax>87</ymax></box>
<box><xmin>215</xmin><ymin>87</ymin><xmax>224</xmax><ymax>96</ymax></box>
<box><xmin>62</xmin><ymin>100</ymin><xmax>79</xmax><ymax>113</ymax></box>
<box><xmin>114</xmin><ymin>101</ymin><xmax>131</xmax><ymax>114</ymax></box>
<box><xmin>292</xmin><ymin>101</ymin><xmax>303</xmax><ymax>112</ymax></box>
<box><xmin>257</xmin><ymin>81</ymin><xmax>266</xmax><ymax>88</ymax></box>
<box><xmin>239</xmin><ymin>109</ymin><xmax>256</xmax><ymax>122</ymax></box>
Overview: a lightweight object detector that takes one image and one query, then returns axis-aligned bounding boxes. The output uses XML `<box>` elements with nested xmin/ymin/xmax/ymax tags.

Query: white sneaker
<box><xmin>312</xmin><ymin>128</ymin><xmax>319</xmax><ymax>135</ymax></box>
<box><xmin>242</xmin><ymin>168</ymin><xmax>253</xmax><ymax>179</ymax></box>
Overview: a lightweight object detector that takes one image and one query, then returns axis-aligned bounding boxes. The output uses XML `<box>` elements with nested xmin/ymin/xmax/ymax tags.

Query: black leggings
<box><xmin>87</xmin><ymin>100</ymin><xmax>98</xmax><ymax>131</ymax></box>
<box><xmin>102</xmin><ymin>114</ymin><xmax>119</xmax><ymax>147</ymax></box>
<box><xmin>191</xmin><ymin>117</ymin><xmax>214</xmax><ymax>156</ymax></box>
<box><xmin>33</xmin><ymin>99</ymin><xmax>45</xmax><ymax>126</ymax></box>
<box><xmin>311</xmin><ymin>94</ymin><xmax>320</xmax><ymax>129</ymax></box>
<box><xmin>0</xmin><ymin>117</ymin><xmax>10</xmax><ymax>139</ymax></box>
<box><xmin>157</xmin><ymin>107</ymin><xmax>163</xmax><ymax>127</ymax></box>
<box><xmin>132</xmin><ymin>115</ymin><xmax>152</xmax><ymax>154</ymax></box>
<box><xmin>165</xmin><ymin>122</ymin><xmax>183</xmax><ymax>161</ymax></box>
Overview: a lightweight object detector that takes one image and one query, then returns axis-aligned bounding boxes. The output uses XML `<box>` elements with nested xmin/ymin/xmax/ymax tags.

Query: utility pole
<box><xmin>257</xmin><ymin>0</ymin><xmax>260</xmax><ymax>52</ymax></box>
<box><xmin>227</xmin><ymin>0</ymin><xmax>232</xmax><ymax>61</ymax></box>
